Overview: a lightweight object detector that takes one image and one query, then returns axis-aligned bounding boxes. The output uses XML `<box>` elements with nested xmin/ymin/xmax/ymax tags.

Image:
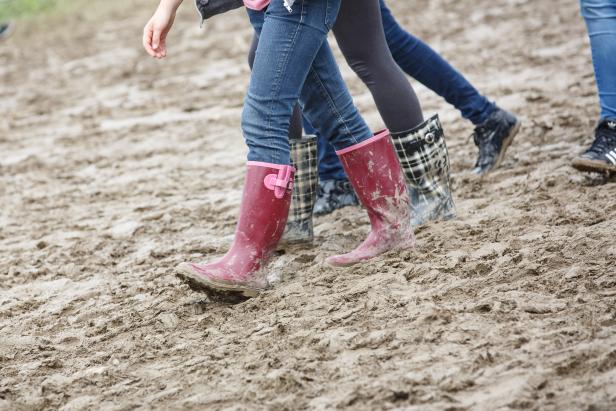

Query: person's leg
<box><xmin>310</xmin><ymin>0</ymin><xmax>425</xmax><ymax>217</ymax></box>
<box><xmin>297</xmin><ymin>41</ymin><xmax>414</xmax><ymax>265</ymax></box>
<box><xmin>301</xmin><ymin>121</ymin><xmax>346</xmax><ymax>181</ymax></box>
<box><xmin>379</xmin><ymin>0</ymin><xmax>519</xmax><ymax>175</ymax></box>
<box><xmin>379</xmin><ymin>0</ymin><xmax>494</xmax><ymax>125</ymax></box>
<box><xmin>180</xmin><ymin>0</ymin><xmax>414</xmax><ymax>291</ymax></box>
<box><xmin>180</xmin><ymin>0</ymin><xmax>352</xmax><ymax>294</ymax></box>
<box><xmin>247</xmin><ymin>32</ymin><xmax>305</xmax><ymax>143</ymax></box>
<box><xmin>305</xmin><ymin>119</ymin><xmax>359</xmax><ymax>215</ymax></box>
<box><xmin>331</xmin><ymin>0</ymin><xmax>456</xmax><ymax>224</ymax></box>
<box><xmin>581</xmin><ymin>0</ymin><xmax>616</xmax><ymax>121</ymax></box>
<box><xmin>249</xmin><ymin>31</ymin><xmax>319</xmax><ymax>243</ymax></box>
<box><xmin>311</xmin><ymin>0</ymin><xmax>457</xmax><ymax>218</ymax></box>
<box><xmin>572</xmin><ymin>0</ymin><xmax>616</xmax><ymax>173</ymax></box>
<box><xmin>333</xmin><ymin>0</ymin><xmax>423</xmax><ymax>135</ymax></box>
<box><xmin>266</xmin><ymin>0</ymin><xmax>415</xmax><ymax>263</ymax></box>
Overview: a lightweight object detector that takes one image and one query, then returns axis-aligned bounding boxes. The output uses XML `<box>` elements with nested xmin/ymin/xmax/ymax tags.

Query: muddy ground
<box><xmin>1</xmin><ymin>0</ymin><xmax>615</xmax><ymax>409</ymax></box>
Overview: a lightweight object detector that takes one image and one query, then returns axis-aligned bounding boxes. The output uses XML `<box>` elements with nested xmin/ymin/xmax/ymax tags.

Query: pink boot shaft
<box><xmin>326</xmin><ymin>130</ymin><xmax>415</xmax><ymax>267</ymax></box>
<box><xmin>178</xmin><ymin>162</ymin><xmax>294</xmax><ymax>296</ymax></box>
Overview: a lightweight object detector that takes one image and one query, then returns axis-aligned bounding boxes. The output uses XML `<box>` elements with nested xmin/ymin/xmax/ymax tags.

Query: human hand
<box><xmin>142</xmin><ymin>4</ymin><xmax>178</xmax><ymax>59</ymax></box>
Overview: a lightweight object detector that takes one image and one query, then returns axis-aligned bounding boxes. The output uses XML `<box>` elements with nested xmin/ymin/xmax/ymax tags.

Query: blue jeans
<box><xmin>315</xmin><ymin>0</ymin><xmax>497</xmax><ymax>181</ymax></box>
<box><xmin>243</xmin><ymin>0</ymin><xmax>372</xmax><ymax>165</ymax></box>
<box><xmin>380</xmin><ymin>0</ymin><xmax>496</xmax><ymax>126</ymax></box>
<box><xmin>581</xmin><ymin>0</ymin><xmax>616</xmax><ymax>121</ymax></box>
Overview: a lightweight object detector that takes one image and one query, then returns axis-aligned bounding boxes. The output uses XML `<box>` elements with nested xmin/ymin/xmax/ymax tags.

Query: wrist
<box><xmin>158</xmin><ymin>0</ymin><xmax>182</xmax><ymax>13</ymax></box>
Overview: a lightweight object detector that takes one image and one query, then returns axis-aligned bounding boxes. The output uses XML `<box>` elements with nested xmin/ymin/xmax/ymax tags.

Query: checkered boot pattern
<box><xmin>281</xmin><ymin>136</ymin><xmax>319</xmax><ymax>244</ymax></box>
<box><xmin>391</xmin><ymin>114</ymin><xmax>456</xmax><ymax>226</ymax></box>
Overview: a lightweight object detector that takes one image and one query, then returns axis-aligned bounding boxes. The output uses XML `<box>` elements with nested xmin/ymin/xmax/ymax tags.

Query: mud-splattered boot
<box><xmin>326</xmin><ymin>130</ymin><xmax>415</xmax><ymax>267</ymax></box>
<box><xmin>177</xmin><ymin>162</ymin><xmax>294</xmax><ymax>297</ymax></box>
<box><xmin>391</xmin><ymin>115</ymin><xmax>456</xmax><ymax>226</ymax></box>
<box><xmin>281</xmin><ymin>135</ymin><xmax>318</xmax><ymax>245</ymax></box>
<box><xmin>472</xmin><ymin>107</ymin><xmax>520</xmax><ymax>174</ymax></box>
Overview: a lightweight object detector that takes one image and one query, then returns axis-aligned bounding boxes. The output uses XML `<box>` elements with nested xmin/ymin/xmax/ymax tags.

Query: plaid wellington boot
<box><xmin>391</xmin><ymin>114</ymin><xmax>456</xmax><ymax>226</ymax></box>
<box><xmin>281</xmin><ymin>135</ymin><xmax>319</xmax><ymax>245</ymax></box>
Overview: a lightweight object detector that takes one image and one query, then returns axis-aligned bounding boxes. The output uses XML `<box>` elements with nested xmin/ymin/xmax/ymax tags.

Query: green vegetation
<box><xmin>0</xmin><ymin>0</ymin><xmax>73</xmax><ymax>21</ymax></box>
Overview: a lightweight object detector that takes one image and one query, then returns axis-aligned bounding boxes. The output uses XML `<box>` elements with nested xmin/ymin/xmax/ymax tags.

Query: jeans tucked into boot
<box><xmin>282</xmin><ymin>135</ymin><xmax>318</xmax><ymax>244</ymax></box>
<box><xmin>391</xmin><ymin>114</ymin><xmax>456</xmax><ymax>226</ymax></box>
<box><xmin>177</xmin><ymin>162</ymin><xmax>295</xmax><ymax>297</ymax></box>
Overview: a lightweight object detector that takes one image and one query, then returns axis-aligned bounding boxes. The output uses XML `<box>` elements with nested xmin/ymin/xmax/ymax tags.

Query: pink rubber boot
<box><xmin>326</xmin><ymin>130</ymin><xmax>415</xmax><ymax>267</ymax></box>
<box><xmin>178</xmin><ymin>162</ymin><xmax>294</xmax><ymax>297</ymax></box>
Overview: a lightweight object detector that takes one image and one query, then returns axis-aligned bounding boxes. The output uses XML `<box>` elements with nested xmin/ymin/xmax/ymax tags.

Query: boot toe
<box><xmin>176</xmin><ymin>262</ymin><xmax>265</xmax><ymax>297</ymax></box>
<box><xmin>325</xmin><ymin>254</ymin><xmax>358</xmax><ymax>267</ymax></box>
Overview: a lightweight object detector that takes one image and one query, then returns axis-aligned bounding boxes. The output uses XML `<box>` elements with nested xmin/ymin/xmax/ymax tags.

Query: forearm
<box><xmin>158</xmin><ymin>0</ymin><xmax>184</xmax><ymax>12</ymax></box>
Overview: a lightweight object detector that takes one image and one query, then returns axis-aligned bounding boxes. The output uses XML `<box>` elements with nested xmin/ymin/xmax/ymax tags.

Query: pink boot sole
<box><xmin>176</xmin><ymin>262</ymin><xmax>264</xmax><ymax>298</ymax></box>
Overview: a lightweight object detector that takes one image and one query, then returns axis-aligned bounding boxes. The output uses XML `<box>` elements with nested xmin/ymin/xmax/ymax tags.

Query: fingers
<box><xmin>158</xmin><ymin>39</ymin><xmax>167</xmax><ymax>58</ymax></box>
<box><xmin>151</xmin><ymin>32</ymin><xmax>166</xmax><ymax>59</ymax></box>
<box><xmin>152</xmin><ymin>28</ymin><xmax>161</xmax><ymax>53</ymax></box>
<box><xmin>142</xmin><ymin>25</ymin><xmax>157</xmax><ymax>58</ymax></box>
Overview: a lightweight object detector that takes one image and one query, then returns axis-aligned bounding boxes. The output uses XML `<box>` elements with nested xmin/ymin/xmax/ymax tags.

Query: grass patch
<box><xmin>0</xmin><ymin>0</ymin><xmax>75</xmax><ymax>21</ymax></box>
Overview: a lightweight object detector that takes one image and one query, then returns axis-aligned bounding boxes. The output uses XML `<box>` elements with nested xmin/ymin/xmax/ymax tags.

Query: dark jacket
<box><xmin>194</xmin><ymin>0</ymin><xmax>244</xmax><ymax>23</ymax></box>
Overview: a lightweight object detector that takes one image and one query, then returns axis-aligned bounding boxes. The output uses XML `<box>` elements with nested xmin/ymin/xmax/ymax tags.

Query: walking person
<box><xmin>144</xmin><ymin>0</ymin><xmax>415</xmax><ymax>296</ymax></box>
<box><xmin>312</xmin><ymin>0</ymin><xmax>520</xmax><ymax>215</ymax></box>
<box><xmin>246</xmin><ymin>0</ymin><xmax>455</xmax><ymax>241</ymax></box>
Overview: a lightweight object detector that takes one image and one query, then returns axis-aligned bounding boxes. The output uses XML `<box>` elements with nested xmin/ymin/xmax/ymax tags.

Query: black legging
<box><xmin>248</xmin><ymin>0</ymin><xmax>424</xmax><ymax>140</ymax></box>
